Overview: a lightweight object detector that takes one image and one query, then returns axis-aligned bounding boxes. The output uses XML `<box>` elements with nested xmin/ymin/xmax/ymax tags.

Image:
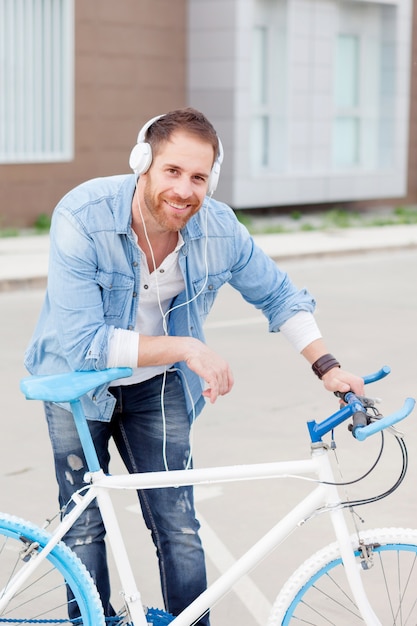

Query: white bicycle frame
<box><xmin>0</xmin><ymin>441</ymin><xmax>382</xmax><ymax>626</ymax></box>
<box><xmin>96</xmin><ymin>446</ymin><xmax>383</xmax><ymax>626</ymax></box>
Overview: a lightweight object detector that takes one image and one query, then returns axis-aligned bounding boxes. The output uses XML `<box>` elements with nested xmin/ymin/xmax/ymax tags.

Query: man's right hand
<box><xmin>137</xmin><ymin>335</ymin><xmax>234</xmax><ymax>403</ymax></box>
<box><xmin>183</xmin><ymin>338</ymin><xmax>234</xmax><ymax>403</ymax></box>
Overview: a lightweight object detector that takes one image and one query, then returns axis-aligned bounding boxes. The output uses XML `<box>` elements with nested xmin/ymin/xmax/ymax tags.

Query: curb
<box><xmin>0</xmin><ymin>277</ymin><xmax>47</xmax><ymax>293</ymax></box>
<box><xmin>1</xmin><ymin>225</ymin><xmax>417</xmax><ymax>292</ymax></box>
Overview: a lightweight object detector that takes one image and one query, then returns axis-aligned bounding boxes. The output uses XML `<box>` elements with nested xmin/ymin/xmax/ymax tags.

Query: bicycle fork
<box><xmin>0</xmin><ymin>486</ymin><xmax>97</xmax><ymax>612</ymax></box>
<box><xmin>314</xmin><ymin>445</ymin><xmax>382</xmax><ymax>626</ymax></box>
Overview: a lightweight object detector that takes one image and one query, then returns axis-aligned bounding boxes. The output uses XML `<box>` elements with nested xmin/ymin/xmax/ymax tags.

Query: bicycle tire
<box><xmin>267</xmin><ymin>527</ymin><xmax>417</xmax><ymax>625</ymax></box>
<box><xmin>0</xmin><ymin>512</ymin><xmax>105</xmax><ymax>625</ymax></box>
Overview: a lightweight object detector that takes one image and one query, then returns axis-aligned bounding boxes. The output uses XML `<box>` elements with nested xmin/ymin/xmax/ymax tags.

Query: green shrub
<box><xmin>34</xmin><ymin>213</ymin><xmax>51</xmax><ymax>233</ymax></box>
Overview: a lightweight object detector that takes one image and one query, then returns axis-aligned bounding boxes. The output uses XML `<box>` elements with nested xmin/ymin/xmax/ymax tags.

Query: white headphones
<box><xmin>129</xmin><ymin>114</ymin><xmax>224</xmax><ymax>195</ymax></box>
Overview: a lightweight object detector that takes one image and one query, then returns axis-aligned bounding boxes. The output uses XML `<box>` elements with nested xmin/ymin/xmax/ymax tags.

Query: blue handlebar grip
<box><xmin>355</xmin><ymin>397</ymin><xmax>415</xmax><ymax>441</ymax></box>
<box><xmin>363</xmin><ymin>366</ymin><xmax>391</xmax><ymax>385</ymax></box>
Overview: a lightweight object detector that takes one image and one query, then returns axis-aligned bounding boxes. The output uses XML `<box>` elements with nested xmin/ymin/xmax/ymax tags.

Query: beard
<box><xmin>142</xmin><ymin>177</ymin><xmax>202</xmax><ymax>232</ymax></box>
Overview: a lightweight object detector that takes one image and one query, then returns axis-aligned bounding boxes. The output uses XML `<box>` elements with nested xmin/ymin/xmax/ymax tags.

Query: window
<box><xmin>333</xmin><ymin>34</ymin><xmax>360</xmax><ymax>166</ymax></box>
<box><xmin>251</xmin><ymin>26</ymin><xmax>269</xmax><ymax>168</ymax></box>
<box><xmin>0</xmin><ymin>0</ymin><xmax>74</xmax><ymax>163</ymax></box>
<box><xmin>249</xmin><ymin>2</ymin><xmax>287</xmax><ymax>173</ymax></box>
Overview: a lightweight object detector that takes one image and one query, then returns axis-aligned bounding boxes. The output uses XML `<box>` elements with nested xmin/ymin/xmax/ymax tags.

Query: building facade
<box><xmin>0</xmin><ymin>0</ymin><xmax>415</xmax><ymax>228</ymax></box>
<box><xmin>189</xmin><ymin>0</ymin><xmax>415</xmax><ymax>208</ymax></box>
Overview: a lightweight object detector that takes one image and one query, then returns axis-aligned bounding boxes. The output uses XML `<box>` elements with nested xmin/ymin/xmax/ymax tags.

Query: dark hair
<box><xmin>145</xmin><ymin>107</ymin><xmax>219</xmax><ymax>163</ymax></box>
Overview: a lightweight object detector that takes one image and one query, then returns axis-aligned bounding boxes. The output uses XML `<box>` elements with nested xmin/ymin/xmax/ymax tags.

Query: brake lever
<box><xmin>334</xmin><ymin>392</ymin><xmax>380</xmax><ymax>407</ymax></box>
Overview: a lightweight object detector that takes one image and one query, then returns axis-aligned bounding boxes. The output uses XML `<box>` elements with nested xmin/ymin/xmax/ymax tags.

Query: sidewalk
<box><xmin>253</xmin><ymin>223</ymin><xmax>417</xmax><ymax>259</ymax></box>
<box><xmin>1</xmin><ymin>224</ymin><xmax>417</xmax><ymax>291</ymax></box>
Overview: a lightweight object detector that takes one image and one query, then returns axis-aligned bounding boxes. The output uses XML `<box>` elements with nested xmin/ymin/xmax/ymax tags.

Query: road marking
<box><xmin>126</xmin><ymin>479</ymin><xmax>272</xmax><ymax>623</ymax></box>
<box><xmin>195</xmin><ymin>486</ymin><xmax>272</xmax><ymax>624</ymax></box>
<box><xmin>196</xmin><ymin>509</ymin><xmax>272</xmax><ymax>624</ymax></box>
<box><xmin>205</xmin><ymin>317</ymin><xmax>264</xmax><ymax>329</ymax></box>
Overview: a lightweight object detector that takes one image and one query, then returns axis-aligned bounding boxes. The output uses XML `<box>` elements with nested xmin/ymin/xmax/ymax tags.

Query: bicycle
<box><xmin>0</xmin><ymin>364</ymin><xmax>415</xmax><ymax>624</ymax></box>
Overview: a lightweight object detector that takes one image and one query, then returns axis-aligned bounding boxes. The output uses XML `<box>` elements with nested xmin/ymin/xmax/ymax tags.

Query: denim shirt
<box><xmin>24</xmin><ymin>174</ymin><xmax>316</xmax><ymax>422</ymax></box>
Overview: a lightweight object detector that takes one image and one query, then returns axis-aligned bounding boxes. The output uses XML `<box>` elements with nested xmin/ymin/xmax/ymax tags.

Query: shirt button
<box><xmin>144</xmin><ymin>284</ymin><xmax>149</xmax><ymax>290</ymax></box>
<box><xmin>128</xmin><ymin>325</ymin><xmax>133</xmax><ymax>330</ymax></box>
<box><xmin>132</xmin><ymin>292</ymin><xmax>137</xmax><ymax>297</ymax></box>
<box><xmin>208</xmin><ymin>284</ymin><xmax>214</xmax><ymax>290</ymax></box>
<box><xmin>159</xmin><ymin>269</ymin><xmax>165</xmax><ymax>273</ymax></box>
<box><xmin>133</xmin><ymin>261</ymin><xmax>138</xmax><ymax>267</ymax></box>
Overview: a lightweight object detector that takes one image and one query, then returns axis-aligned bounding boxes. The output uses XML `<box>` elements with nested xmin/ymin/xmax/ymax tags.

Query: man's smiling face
<box><xmin>140</xmin><ymin>130</ymin><xmax>215</xmax><ymax>232</ymax></box>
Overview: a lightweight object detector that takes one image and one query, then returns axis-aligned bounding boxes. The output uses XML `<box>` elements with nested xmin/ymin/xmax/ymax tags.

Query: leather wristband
<box><xmin>312</xmin><ymin>353</ymin><xmax>341</xmax><ymax>379</ymax></box>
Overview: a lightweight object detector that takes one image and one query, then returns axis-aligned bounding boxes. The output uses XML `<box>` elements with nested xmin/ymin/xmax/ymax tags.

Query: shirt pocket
<box><xmin>96</xmin><ymin>270</ymin><xmax>134</xmax><ymax>322</ymax></box>
<box><xmin>193</xmin><ymin>270</ymin><xmax>232</xmax><ymax>316</ymax></box>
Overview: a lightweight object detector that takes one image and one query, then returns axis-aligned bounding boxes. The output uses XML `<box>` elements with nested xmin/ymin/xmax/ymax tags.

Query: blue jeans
<box><xmin>44</xmin><ymin>371</ymin><xmax>209</xmax><ymax>625</ymax></box>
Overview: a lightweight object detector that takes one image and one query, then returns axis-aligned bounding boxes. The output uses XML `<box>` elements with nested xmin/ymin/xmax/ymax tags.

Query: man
<box><xmin>25</xmin><ymin>107</ymin><xmax>363</xmax><ymax>624</ymax></box>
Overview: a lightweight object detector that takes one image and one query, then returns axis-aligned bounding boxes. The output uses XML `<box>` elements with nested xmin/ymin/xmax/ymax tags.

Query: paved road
<box><xmin>0</xmin><ymin>249</ymin><xmax>416</xmax><ymax>624</ymax></box>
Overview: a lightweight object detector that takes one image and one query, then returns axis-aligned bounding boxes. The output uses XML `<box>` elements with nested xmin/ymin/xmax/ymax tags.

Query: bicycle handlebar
<box><xmin>362</xmin><ymin>365</ymin><xmax>391</xmax><ymax>385</ymax></box>
<box><xmin>354</xmin><ymin>397</ymin><xmax>415</xmax><ymax>441</ymax></box>
<box><xmin>307</xmin><ymin>366</ymin><xmax>415</xmax><ymax>444</ymax></box>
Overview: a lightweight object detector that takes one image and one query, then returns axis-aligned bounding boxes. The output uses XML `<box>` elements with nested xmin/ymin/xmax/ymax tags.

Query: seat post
<box><xmin>70</xmin><ymin>399</ymin><xmax>101</xmax><ymax>473</ymax></box>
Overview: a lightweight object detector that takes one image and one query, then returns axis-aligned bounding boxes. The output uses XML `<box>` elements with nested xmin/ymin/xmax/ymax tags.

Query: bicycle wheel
<box><xmin>268</xmin><ymin>527</ymin><xmax>417</xmax><ymax>625</ymax></box>
<box><xmin>0</xmin><ymin>512</ymin><xmax>105</xmax><ymax>624</ymax></box>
